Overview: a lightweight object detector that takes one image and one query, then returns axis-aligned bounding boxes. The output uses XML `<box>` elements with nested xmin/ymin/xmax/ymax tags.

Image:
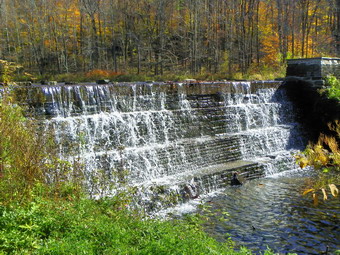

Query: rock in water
<box><xmin>231</xmin><ymin>172</ymin><xmax>242</xmax><ymax>186</ymax></box>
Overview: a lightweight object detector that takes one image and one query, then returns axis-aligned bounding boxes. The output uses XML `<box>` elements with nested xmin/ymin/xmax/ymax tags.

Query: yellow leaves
<box><xmin>321</xmin><ymin>188</ymin><xmax>327</xmax><ymax>200</ymax></box>
<box><xmin>312</xmin><ymin>193</ymin><xmax>318</xmax><ymax>206</ymax></box>
<box><xmin>19</xmin><ymin>18</ymin><xmax>27</xmax><ymax>24</ymax></box>
<box><xmin>328</xmin><ymin>120</ymin><xmax>340</xmax><ymax>139</ymax></box>
<box><xmin>330</xmin><ymin>153</ymin><xmax>340</xmax><ymax>168</ymax></box>
<box><xmin>303</xmin><ymin>188</ymin><xmax>314</xmax><ymax>196</ymax></box>
<box><xmin>0</xmin><ymin>60</ymin><xmax>22</xmax><ymax>84</ymax></box>
<box><xmin>73</xmin><ymin>9</ymin><xmax>81</xmax><ymax>17</ymax></box>
<box><xmin>329</xmin><ymin>184</ymin><xmax>338</xmax><ymax>197</ymax></box>
<box><xmin>303</xmin><ymin>184</ymin><xmax>338</xmax><ymax>205</ymax></box>
<box><xmin>296</xmin><ymin>123</ymin><xmax>340</xmax><ymax>170</ymax></box>
<box><xmin>44</xmin><ymin>40</ymin><xmax>52</xmax><ymax>47</ymax></box>
<box><xmin>318</xmin><ymin>154</ymin><xmax>329</xmax><ymax>166</ymax></box>
<box><xmin>261</xmin><ymin>33</ymin><xmax>280</xmax><ymax>66</ymax></box>
<box><xmin>298</xmin><ymin>157</ymin><xmax>309</xmax><ymax>169</ymax></box>
<box><xmin>326</xmin><ymin>135</ymin><xmax>339</xmax><ymax>153</ymax></box>
<box><xmin>23</xmin><ymin>72</ymin><xmax>34</xmax><ymax>77</ymax></box>
<box><xmin>85</xmin><ymin>69</ymin><xmax>123</xmax><ymax>80</ymax></box>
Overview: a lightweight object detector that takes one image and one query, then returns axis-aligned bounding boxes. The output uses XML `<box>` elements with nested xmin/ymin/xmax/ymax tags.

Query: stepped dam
<box><xmin>12</xmin><ymin>80</ymin><xmax>308</xmax><ymax>211</ymax></box>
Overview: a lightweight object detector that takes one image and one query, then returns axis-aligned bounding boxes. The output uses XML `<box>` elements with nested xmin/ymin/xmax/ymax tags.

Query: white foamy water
<box><xmin>25</xmin><ymin>81</ymin><xmax>307</xmax><ymax>210</ymax></box>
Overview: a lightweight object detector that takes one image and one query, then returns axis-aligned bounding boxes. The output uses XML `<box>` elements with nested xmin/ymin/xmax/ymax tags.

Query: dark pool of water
<box><xmin>200</xmin><ymin>170</ymin><xmax>340</xmax><ymax>255</ymax></box>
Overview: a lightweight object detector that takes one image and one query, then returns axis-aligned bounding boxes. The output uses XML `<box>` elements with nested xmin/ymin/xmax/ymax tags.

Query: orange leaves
<box><xmin>257</xmin><ymin>1</ymin><xmax>281</xmax><ymax>66</ymax></box>
<box><xmin>0</xmin><ymin>0</ymin><xmax>338</xmax><ymax>75</ymax></box>
<box><xmin>85</xmin><ymin>70</ymin><xmax>123</xmax><ymax>80</ymax></box>
<box><xmin>261</xmin><ymin>33</ymin><xmax>280</xmax><ymax>66</ymax></box>
<box><xmin>44</xmin><ymin>40</ymin><xmax>52</xmax><ymax>47</ymax></box>
<box><xmin>86</xmin><ymin>70</ymin><xmax>114</xmax><ymax>77</ymax></box>
<box><xmin>303</xmin><ymin>188</ymin><xmax>315</xmax><ymax>196</ymax></box>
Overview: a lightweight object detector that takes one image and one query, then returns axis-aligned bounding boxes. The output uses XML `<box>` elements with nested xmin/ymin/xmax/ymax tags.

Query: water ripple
<box><xmin>200</xmin><ymin>172</ymin><xmax>340</xmax><ymax>254</ymax></box>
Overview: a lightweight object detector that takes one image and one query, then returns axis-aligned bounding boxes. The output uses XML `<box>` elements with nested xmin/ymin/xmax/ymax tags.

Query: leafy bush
<box><xmin>296</xmin><ymin>76</ymin><xmax>340</xmax><ymax>204</ymax></box>
<box><xmin>0</xmin><ymin>90</ymin><xmax>84</xmax><ymax>205</ymax></box>
<box><xmin>324</xmin><ymin>75</ymin><xmax>340</xmax><ymax>100</ymax></box>
<box><xmin>0</xmin><ymin>94</ymin><xmax>45</xmax><ymax>203</ymax></box>
<box><xmin>85</xmin><ymin>69</ymin><xmax>123</xmax><ymax>81</ymax></box>
<box><xmin>296</xmin><ymin>121</ymin><xmax>340</xmax><ymax>171</ymax></box>
<box><xmin>0</xmin><ymin>60</ymin><xmax>22</xmax><ymax>84</ymax></box>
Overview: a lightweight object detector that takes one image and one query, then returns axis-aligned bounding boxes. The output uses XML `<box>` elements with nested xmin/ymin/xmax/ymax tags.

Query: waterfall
<box><xmin>16</xmin><ymin>81</ymin><xmax>307</xmax><ymax>210</ymax></box>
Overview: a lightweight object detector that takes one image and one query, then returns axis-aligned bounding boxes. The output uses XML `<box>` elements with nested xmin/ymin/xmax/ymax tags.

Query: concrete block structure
<box><xmin>286</xmin><ymin>57</ymin><xmax>340</xmax><ymax>79</ymax></box>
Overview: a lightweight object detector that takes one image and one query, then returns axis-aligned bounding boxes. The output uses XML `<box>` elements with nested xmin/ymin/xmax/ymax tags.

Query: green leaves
<box><xmin>0</xmin><ymin>60</ymin><xmax>22</xmax><ymax>85</ymax></box>
<box><xmin>325</xmin><ymin>75</ymin><xmax>340</xmax><ymax>101</ymax></box>
<box><xmin>0</xmin><ymin>198</ymin><xmax>257</xmax><ymax>254</ymax></box>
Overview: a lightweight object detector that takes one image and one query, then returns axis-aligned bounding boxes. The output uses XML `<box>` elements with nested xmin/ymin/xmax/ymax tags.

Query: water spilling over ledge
<box><xmin>11</xmin><ymin>81</ymin><xmax>307</xmax><ymax>211</ymax></box>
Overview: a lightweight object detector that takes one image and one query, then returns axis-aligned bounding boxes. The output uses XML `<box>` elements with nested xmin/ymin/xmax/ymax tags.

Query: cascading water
<box><xmin>15</xmin><ymin>81</ymin><xmax>307</xmax><ymax>211</ymax></box>
<box><xmin>224</xmin><ymin>84</ymin><xmax>307</xmax><ymax>176</ymax></box>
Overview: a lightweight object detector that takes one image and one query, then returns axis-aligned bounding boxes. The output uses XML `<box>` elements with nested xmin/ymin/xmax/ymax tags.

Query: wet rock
<box><xmin>15</xmin><ymin>81</ymin><xmax>32</xmax><ymax>86</ymax></box>
<box><xmin>184</xmin><ymin>183</ymin><xmax>199</xmax><ymax>199</ymax></box>
<box><xmin>40</xmin><ymin>80</ymin><xmax>57</xmax><ymax>85</ymax></box>
<box><xmin>231</xmin><ymin>172</ymin><xmax>242</xmax><ymax>186</ymax></box>
<box><xmin>96</xmin><ymin>79</ymin><xmax>110</xmax><ymax>84</ymax></box>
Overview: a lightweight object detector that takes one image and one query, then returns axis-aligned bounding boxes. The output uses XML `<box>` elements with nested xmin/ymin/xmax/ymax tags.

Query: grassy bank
<box><xmin>0</xmin><ymin>195</ymin><xmax>266</xmax><ymax>255</ymax></box>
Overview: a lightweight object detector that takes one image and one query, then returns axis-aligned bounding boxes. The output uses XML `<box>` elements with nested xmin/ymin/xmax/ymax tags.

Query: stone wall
<box><xmin>283</xmin><ymin>78</ymin><xmax>340</xmax><ymax>142</ymax></box>
<box><xmin>286</xmin><ymin>57</ymin><xmax>340</xmax><ymax>79</ymax></box>
<box><xmin>2</xmin><ymin>80</ymin><xmax>308</xmax><ymax>210</ymax></box>
<box><xmin>284</xmin><ymin>57</ymin><xmax>340</xmax><ymax>142</ymax></box>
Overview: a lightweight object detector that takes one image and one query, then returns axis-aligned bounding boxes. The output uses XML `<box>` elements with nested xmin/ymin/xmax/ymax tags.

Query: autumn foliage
<box><xmin>296</xmin><ymin>120</ymin><xmax>340</xmax><ymax>204</ymax></box>
<box><xmin>85</xmin><ymin>70</ymin><xmax>123</xmax><ymax>80</ymax></box>
<box><xmin>0</xmin><ymin>0</ymin><xmax>338</xmax><ymax>77</ymax></box>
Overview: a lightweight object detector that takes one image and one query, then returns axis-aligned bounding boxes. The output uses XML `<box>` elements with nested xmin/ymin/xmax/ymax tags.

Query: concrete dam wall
<box><xmin>285</xmin><ymin>57</ymin><xmax>340</xmax><ymax>142</ymax></box>
<box><xmin>10</xmin><ymin>80</ymin><xmax>307</xmax><ymax>211</ymax></box>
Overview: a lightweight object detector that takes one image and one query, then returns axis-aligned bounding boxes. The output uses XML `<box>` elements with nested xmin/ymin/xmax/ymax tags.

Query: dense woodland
<box><xmin>0</xmin><ymin>0</ymin><xmax>339</xmax><ymax>77</ymax></box>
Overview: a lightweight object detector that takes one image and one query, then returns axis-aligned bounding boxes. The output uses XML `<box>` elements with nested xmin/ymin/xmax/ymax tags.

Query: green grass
<box><xmin>0</xmin><ymin>197</ymin><xmax>264</xmax><ymax>255</ymax></box>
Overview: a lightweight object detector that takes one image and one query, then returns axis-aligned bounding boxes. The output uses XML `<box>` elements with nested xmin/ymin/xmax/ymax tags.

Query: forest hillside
<box><xmin>0</xmin><ymin>0</ymin><xmax>339</xmax><ymax>78</ymax></box>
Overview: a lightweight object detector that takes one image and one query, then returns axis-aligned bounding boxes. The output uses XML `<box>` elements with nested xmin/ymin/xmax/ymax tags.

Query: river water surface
<box><xmin>199</xmin><ymin>170</ymin><xmax>339</xmax><ymax>254</ymax></box>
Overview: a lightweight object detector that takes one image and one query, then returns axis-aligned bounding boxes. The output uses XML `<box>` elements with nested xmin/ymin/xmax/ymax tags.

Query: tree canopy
<box><xmin>0</xmin><ymin>0</ymin><xmax>339</xmax><ymax>76</ymax></box>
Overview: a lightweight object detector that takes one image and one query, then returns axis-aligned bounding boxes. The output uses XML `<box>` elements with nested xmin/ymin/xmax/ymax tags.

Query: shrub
<box><xmin>0</xmin><ymin>60</ymin><xmax>22</xmax><ymax>84</ymax></box>
<box><xmin>0</xmin><ymin>93</ymin><xmax>45</xmax><ymax>203</ymax></box>
<box><xmin>325</xmin><ymin>75</ymin><xmax>340</xmax><ymax>100</ymax></box>
<box><xmin>85</xmin><ymin>69</ymin><xmax>123</xmax><ymax>81</ymax></box>
<box><xmin>0</xmin><ymin>90</ymin><xmax>84</xmax><ymax>204</ymax></box>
